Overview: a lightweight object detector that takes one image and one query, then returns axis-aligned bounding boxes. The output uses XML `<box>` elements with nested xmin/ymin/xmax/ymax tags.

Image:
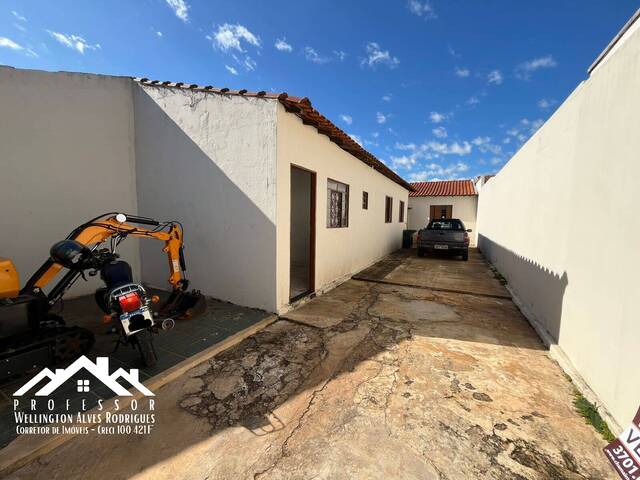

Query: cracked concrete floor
<box><xmin>9</xmin><ymin>249</ymin><xmax>614</xmax><ymax>479</ymax></box>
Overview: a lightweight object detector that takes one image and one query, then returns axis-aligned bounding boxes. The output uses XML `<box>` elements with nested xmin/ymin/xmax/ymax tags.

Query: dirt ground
<box><xmin>9</xmin><ymin>249</ymin><xmax>615</xmax><ymax>479</ymax></box>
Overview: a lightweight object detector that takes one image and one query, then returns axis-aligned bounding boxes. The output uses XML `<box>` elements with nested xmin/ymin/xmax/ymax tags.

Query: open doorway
<box><xmin>290</xmin><ymin>166</ymin><xmax>315</xmax><ymax>301</ymax></box>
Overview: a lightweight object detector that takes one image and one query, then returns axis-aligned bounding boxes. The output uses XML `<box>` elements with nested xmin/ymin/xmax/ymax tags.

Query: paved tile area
<box><xmin>6</xmin><ymin>249</ymin><xmax>616</xmax><ymax>479</ymax></box>
<box><xmin>0</xmin><ymin>292</ymin><xmax>270</xmax><ymax>448</ymax></box>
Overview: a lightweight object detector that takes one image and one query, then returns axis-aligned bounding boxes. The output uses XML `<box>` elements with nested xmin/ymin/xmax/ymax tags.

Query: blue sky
<box><xmin>1</xmin><ymin>1</ymin><xmax>636</xmax><ymax>182</ymax></box>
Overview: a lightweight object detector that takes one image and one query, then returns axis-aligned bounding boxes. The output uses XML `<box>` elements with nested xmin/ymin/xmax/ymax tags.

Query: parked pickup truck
<box><xmin>417</xmin><ymin>218</ymin><xmax>471</xmax><ymax>261</ymax></box>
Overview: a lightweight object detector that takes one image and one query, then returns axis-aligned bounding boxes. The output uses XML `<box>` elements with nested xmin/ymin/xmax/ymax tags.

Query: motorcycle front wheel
<box><xmin>134</xmin><ymin>330</ymin><xmax>158</xmax><ymax>367</ymax></box>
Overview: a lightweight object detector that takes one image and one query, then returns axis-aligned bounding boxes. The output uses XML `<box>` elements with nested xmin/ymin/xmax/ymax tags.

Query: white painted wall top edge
<box><xmin>588</xmin><ymin>7</ymin><xmax>640</xmax><ymax>75</ymax></box>
<box><xmin>1</xmin><ymin>64</ymin><xmax>411</xmax><ymax>192</ymax></box>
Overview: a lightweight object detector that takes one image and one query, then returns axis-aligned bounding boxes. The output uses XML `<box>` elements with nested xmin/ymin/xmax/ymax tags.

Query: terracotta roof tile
<box><xmin>135</xmin><ymin>78</ymin><xmax>413</xmax><ymax>191</ymax></box>
<box><xmin>409</xmin><ymin>179</ymin><xmax>476</xmax><ymax>197</ymax></box>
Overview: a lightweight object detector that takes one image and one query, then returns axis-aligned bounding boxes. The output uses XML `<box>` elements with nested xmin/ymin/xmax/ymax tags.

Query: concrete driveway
<box><xmin>8</xmin><ymin>249</ymin><xmax>614</xmax><ymax>479</ymax></box>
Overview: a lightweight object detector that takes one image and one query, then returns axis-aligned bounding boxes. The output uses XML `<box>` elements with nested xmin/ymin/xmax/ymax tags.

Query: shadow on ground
<box><xmin>0</xmin><ymin>290</ymin><xmax>270</xmax><ymax>448</ymax></box>
<box><xmin>7</xmin><ymin>249</ymin><xmax>611</xmax><ymax>480</ymax></box>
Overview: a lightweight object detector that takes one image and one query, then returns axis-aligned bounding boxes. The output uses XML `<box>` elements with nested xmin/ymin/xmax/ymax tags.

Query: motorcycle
<box><xmin>47</xmin><ymin>242</ymin><xmax>175</xmax><ymax>368</ymax></box>
<box><xmin>92</xmin><ymin>252</ymin><xmax>175</xmax><ymax>367</ymax></box>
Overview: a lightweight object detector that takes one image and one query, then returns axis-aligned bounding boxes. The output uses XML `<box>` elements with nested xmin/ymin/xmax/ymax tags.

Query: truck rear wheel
<box><xmin>417</xmin><ymin>248</ymin><xmax>425</xmax><ymax>257</ymax></box>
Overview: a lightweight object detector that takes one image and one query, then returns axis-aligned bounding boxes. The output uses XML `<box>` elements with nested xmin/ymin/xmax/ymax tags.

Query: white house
<box><xmin>0</xmin><ymin>67</ymin><xmax>411</xmax><ymax>314</ymax></box>
<box><xmin>407</xmin><ymin>179</ymin><xmax>478</xmax><ymax>244</ymax></box>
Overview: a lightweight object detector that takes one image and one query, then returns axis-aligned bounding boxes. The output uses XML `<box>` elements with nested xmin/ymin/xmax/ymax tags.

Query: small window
<box><xmin>327</xmin><ymin>179</ymin><xmax>349</xmax><ymax>228</ymax></box>
<box><xmin>362</xmin><ymin>191</ymin><xmax>368</xmax><ymax>210</ymax></box>
<box><xmin>385</xmin><ymin>196</ymin><xmax>393</xmax><ymax>223</ymax></box>
<box><xmin>399</xmin><ymin>200</ymin><xmax>405</xmax><ymax>223</ymax></box>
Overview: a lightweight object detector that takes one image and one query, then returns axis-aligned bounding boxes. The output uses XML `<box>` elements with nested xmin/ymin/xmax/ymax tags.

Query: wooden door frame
<box><xmin>290</xmin><ymin>164</ymin><xmax>316</xmax><ymax>300</ymax></box>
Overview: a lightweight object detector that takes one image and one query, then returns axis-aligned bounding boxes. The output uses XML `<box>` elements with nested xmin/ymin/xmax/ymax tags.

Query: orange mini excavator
<box><xmin>0</xmin><ymin>213</ymin><xmax>205</xmax><ymax>378</ymax></box>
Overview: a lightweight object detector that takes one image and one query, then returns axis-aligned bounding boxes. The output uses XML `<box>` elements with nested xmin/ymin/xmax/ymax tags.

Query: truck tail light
<box><xmin>118</xmin><ymin>292</ymin><xmax>142</xmax><ymax>313</ymax></box>
<box><xmin>464</xmin><ymin>232</ymin><xmax>470</xmax><ymax>245</ymax></box>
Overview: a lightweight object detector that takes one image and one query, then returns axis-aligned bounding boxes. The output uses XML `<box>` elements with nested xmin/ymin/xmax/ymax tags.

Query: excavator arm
<box><xmin>19</xmin><ymin>213</ymin><xmax>204</xmax><ymax>320</ymax></box>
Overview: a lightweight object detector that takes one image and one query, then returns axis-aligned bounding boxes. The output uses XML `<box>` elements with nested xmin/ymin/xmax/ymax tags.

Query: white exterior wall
<box><xmin>133</xmin><ymin>85</ymin><xmax>278</xmax><ymax>312</ymax></box>
<box><xmin>0</xmin><ymin>67</ymin><xmax>139</xmax><ymax>297</ymax></box>
<box><xmin>276</xmin><ymin>104</ymin><xmax>409</xmax><ymax>312</ymax></box>
<box><xmin>477</xmin><ymin>25</ymin><xmax>640</xmax><ymax>430</ymax></box>
<box><xmin>407</xmin><ymin>195</ymin><xmax>478</xmax><ymax>244</ymax></box>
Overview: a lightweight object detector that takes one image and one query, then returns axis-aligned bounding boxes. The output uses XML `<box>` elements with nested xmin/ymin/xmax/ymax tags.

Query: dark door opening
<box><xmin>290</xmin><ymin>166</ymin><xmax>316</xmax><ymax>301</ymax></box>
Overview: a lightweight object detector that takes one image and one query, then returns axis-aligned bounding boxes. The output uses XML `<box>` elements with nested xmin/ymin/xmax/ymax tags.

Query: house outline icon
<box><xmin>13</xmin><ymin>356</ymin><xmax>154</xmax><ymax>397</ymax></box>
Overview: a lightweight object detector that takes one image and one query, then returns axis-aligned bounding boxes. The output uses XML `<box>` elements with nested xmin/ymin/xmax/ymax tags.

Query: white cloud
<box><xmin>391</xmin><ymin>155</ymin><xmax>417</xmax><ymax>170</ymax></box>
<box><xmin>211</xmin><ymin>24</ymin><xmax>260</xmax><ymax>52</ymax></box>
<box><xmin>466</xmin><ymin>96</ymin><xmax>480</xmax><ymax>106</ymax></box>
<box><xmin>429</xmin><ymin>111</ymin><xmax>446</xmax><ymax>123</ymax></box>
<box><xmin>515</xmin><ymin>55</ymin><xmax>557</xmax><ymax>80</ymax></box>
<box><xmin>156</xmin><ymin>31</ymin><xmax>163</xmax><ymax>37</ymax></box>
<box><xmin>361</xmin><ymin>42</ymin><xmax>399</xmax><ymax>69</ymax></box>
<box><xmin>334</xmin><ymin>50</ymin><xmax>347</xmax><ymax>61</ymax></box>
<box><xmin>395</xmin><ymin>142</ymin><xmax>417</xmax><ymax>151</ymax></box>
<box><xmin>537</xmin><ymin>98</ymin><xmax>557</xmax><ymax>109</ymax></box>
<box><xmin>166</xmin><ymin>0</ymin><xmax>189</xmax><ymax>22</ymax></box>
<box><xmin>447</xmin><ymin>45</ymin><xmax>461</xmax><ymax>58</ymax></box>
<box><xmin>395</xmin><ymin>139</ymin><xmax>471</xmax><ymax>156</ymax></box>
<box><xmin>472</xmin><ymin>136</ymin><xmax>502</xmax><ymax>155</ymax></box>
<box><xmin>0</xmin><ymin>36</ymin><xmax>37</xmax><ymax>57</ymax></box>
<box><xmin>376</xmin><ymin>112</ymin><xmax>387</xmax><ymax>124</ymax></box>
<box><xmin>348</xmin><ymin>134</ymin><xmax>363</xmax><ymax>147</ymax></box>
<box><xmin>0</xmin><ymin>36</ymin><xmax>23</xmax><ymax>51</ymax></box>
<box><xmin>454</xmin><ymin>67</ymin><xmax>470</xmax><ymax>78</ymax></box>
<box><xmin>275</xmin><ymin>38</ymin><xmax>292</xmax><ymax>52</ymax></box>
<box><xmin>340</xmin><ymin>114</ymin><xmax>353</xmax><ymax>125</ymax></box>
<box><xmin>382</xmin><ymin>94</ymin><xmax>392</xmax><ymax>102</ymax></box>
<box><xmin>304</xmin><ymin>46</ymin><xmax>331</xmax><ymax>64</ymax></box>
<box><xmin>408</xmin><ymin>171</ymin><xmax>429</xmax><ymax>182</ymax></box>
<box><xmin>225</xmin><ymin>65</ymin><xmax>238</xmax><ymax>75</ymax></box>
<box><xmin>407</xmin><ymin>0</ymin><xmax>437</xmax><ymax>19</ymax></box>
<box><xmin>407</xmin><ymin>161</ymin><xmax>469</xmax><ymax>181</ymax></box>
<box><xmin>12</xmin><ymin>11</ymin><xmax>27</xmax><ymax>22</ymax></box>
<box><xmin>487</xmin><ymin>69</ymin><xmax>503</xmax><ymax>85</ymax></box>
<box><xmin>504</xmin><ymin>118</ymin><xmax>545</xmax><ymax>146</ymax></box>
<box><xmin>432</xmin><ymin>126</ymin><xmax>447</xmax><ymax>138</ymax></box>
<box><xmin>428</xmin><ymin>141</ymin><xmax>472</xmax><ymax>156</ymax></box>
<box><xmin>47</xmin><ymin>31</ymin><xmax>100</xmax><ymax>54</ymax></box>
<box><xmin>243</xmin><ymin>56</ymin><xmax>257</xmax><ymax>71</ymax></box>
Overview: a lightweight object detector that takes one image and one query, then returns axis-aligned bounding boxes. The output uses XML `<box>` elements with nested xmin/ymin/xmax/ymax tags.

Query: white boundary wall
<box><xmin>477</xmin><ymin>25</ymin><xmax>640</xmax><ymax>430</ymax></box>
<box><xmin>0</xmin><ymin>67</ymin><xmax>139</xmax><ymax>297</ymax></box>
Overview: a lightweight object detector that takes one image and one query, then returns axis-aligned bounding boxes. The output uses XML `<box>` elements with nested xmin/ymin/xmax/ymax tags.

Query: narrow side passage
<box><xmin>10</xmin><ymin>254</ymin><xmax>614</xmax><ymax>480</ymax></box>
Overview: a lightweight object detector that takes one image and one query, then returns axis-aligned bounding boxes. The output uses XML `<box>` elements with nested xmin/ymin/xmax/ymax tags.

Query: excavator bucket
<box><xmin>159</xmin><ymin>289</ymin><xmax>207</xmax><ymax>320</ymax></box>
